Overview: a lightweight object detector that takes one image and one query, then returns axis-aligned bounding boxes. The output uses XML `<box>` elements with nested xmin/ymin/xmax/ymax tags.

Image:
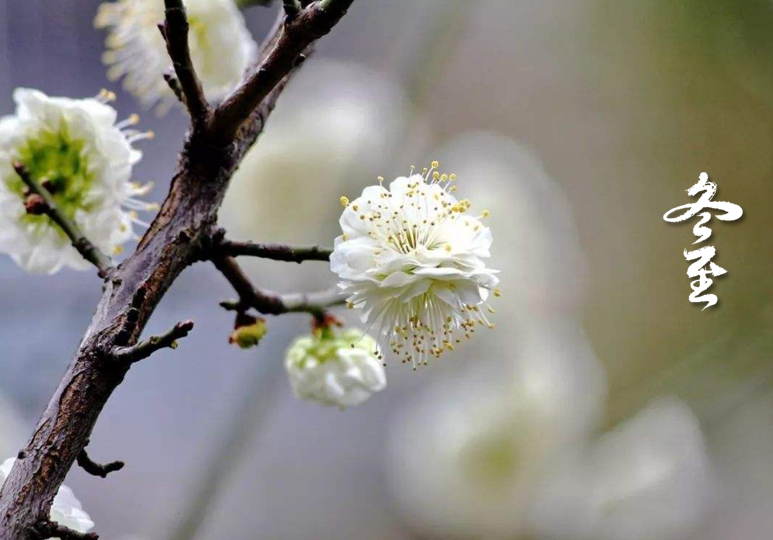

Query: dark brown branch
<box><xmin>208</xmin><ymin>0</ymin><xmax>354</xmax><ymax>143</ymax></box>
<box><xmin>218</xmin><ymin>239</ymin><xmax>332</xmax><ymax>263</ymax></box>
<box><xmin>76</xmin><ymin>444</ymin><xmax>124</xmax><ymax>479</ymax></box>
<box><xmin>160</xmin><ymin>0</ymin><xmax>210</xmax><ymax>126</ymax></box>
<box><xmin>236</xmin><ymin>0</ymin><xmax>275</xmax><ymax>7</ymax></box>
<box><xmin>12</xmin><ymin>162</ymin><xmax>112</xmax><ymax>278</ymax></box>
<box><xmin>112</xmin><ymin>320</ymin><xmax>194</xmax><ymax>364</ymax></box>
<box><xmin>32</xmin><ymin>521</ymin><xmax>98</xmax><ymax>540</ymax></box>
<box><xmin>214</xmin><ymin>256</ymin><xmax>343</xmax><ymax>316</ymax></box>
<box><xmin>0</xmin><ymin>2</ymin><xmax>356</xmax><ymax>537</ymax></box>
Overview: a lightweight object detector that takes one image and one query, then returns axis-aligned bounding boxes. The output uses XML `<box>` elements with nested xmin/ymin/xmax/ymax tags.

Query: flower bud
<box><xmin>285</xmin><ymin>326</ymin><xmax>386</xmax><ymax>408</ymax></box>
<box><xmin>228</xmin><ymin>315</ymin><xmax>268</xmax><ymax>349</ymax></box>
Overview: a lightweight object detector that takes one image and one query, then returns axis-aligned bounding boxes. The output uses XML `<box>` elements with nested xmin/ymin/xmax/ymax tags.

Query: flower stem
<box><xmin>12</xmin><ymin>161</ymin><xmax>112</xmax><ymax>277</ymax></box>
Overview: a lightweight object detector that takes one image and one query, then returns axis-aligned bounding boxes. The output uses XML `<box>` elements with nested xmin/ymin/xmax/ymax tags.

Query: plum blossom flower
<box><xmin>0</xmin><ymin>88</ymin><xmax>154</xmax><ymax>274</ymax></box>
<box><xmin>0</xmin><ymin>458</ymin><xmax>95</xmax><ymax>536</ymax></box>
<box><xmin>331</xmin><ymin>162</ymin><xmax>499</xmax><ymax>368</ymax></box>
<box><xmin>285</xmin><ymin>326</ymin><xmax>386</xmax><ymax>408</ymax></box>
<box><xmin>95</xmin><ymin>0</ymin><xmax>257</xmax><ymax>112</ymax></box>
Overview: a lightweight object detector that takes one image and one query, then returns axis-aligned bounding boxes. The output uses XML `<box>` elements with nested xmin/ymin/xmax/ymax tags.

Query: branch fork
<box><xmin>214</xmin><ymin>256</ymin><xmax>344</xmax><ymax>317</ymax></box>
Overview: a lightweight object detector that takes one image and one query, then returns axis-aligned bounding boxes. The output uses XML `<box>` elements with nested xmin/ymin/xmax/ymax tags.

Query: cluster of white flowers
<box><xmin>0</xmin><ymin>88</ymin><xmax>154</xmax><ymax>274</ymax></box>
<box><xmin>95</xmin><ymin>0</ymin><xmax>257</xmax><ymax>112</ymax></box>
<box><xmin>331</xmin><ymin>162</ymin><xmax>500</xmax><ymax>369</ymax></box>
<box><xmin>285</xmin><ymin>326</ymin><xmax>386</xmax><ymax>408</ymax></box>
<box><xmin>0</xmin><ymin>458</ymin><xmax>94</xmax><ymax>536</ymax></box>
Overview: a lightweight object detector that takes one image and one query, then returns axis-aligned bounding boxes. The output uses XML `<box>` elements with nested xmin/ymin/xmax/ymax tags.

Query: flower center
<box><xmin>8</xmin><ymin>127</ymin><xmax>95</xmax><ymax>232</ymax></box>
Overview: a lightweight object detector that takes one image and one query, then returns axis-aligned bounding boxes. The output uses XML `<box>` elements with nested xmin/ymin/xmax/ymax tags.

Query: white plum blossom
<box><xmin>0</xmin><ymin>458</ymin><xmax>95</xmax><ymax>536</ymax></box>
<box><xmin>95</xmin><ymin>0</ymin><xmax>257</xmax><ymax>112</ymax></box>
<box><xmin>432</xmin><ymin>132</ymin><xmax>587</xmax><ymax>316</ymax></box>
<box><xmin>0</xmin><ymin>88</ymin><xmax>154</xmax><ymax>274</ymax></box>
<box><xmin>331</xmin><ymin>163</ymin><xmax>499</xmax><ymax>368</ymax></box>
<box><xmin>285</xmin><ymin>326</ymin><xmax>386</xmax><ymax>408</ymax></box>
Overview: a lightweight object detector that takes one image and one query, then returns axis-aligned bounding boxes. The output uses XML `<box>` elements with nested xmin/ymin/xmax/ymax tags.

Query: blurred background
<box><xmin>1</xmin><ymin>0</ymin><xmax>773</xmax><ymax>538</ymax></box>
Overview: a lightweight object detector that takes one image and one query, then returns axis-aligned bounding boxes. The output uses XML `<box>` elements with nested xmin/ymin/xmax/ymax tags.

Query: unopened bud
<box><xmin>24</xmin><ymin>194</ymin><xmax>48</xmax><ymax>215</ymax></box>
<box><xmin>229</xmin><ymin>316</ymin><xmax>268</xmax><ymax>349</ymax></box>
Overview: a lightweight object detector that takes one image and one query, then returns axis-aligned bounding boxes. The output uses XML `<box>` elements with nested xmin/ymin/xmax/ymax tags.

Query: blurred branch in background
<box><xmin>166</xmin><ymin>359</ymin><xmax>283</xmax><ymax>540</ymax></box>
<box><xmin>604</xmin><ymin>303</ymin><xmax>773</xmax><ymax>432</ymax></box>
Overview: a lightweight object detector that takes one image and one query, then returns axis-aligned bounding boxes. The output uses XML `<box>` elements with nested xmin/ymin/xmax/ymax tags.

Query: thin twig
<box><xmin>112</xmin><ymin>320</ymin><xmax>195</xmax><ymax>364</ymax></box>
<box><xmin>218</xmin><ymin>239</ymin><xmax>332</xmax><ymax>263</ymax></box>
<box><xmin>12</xmin><ymin>162</ymin><xmax>112</xmax><ymax>277</ymax></box>
<box><xmin>77</xmin><ymin>443</ymin><xmax>124</xmax><ymax>479</ymax></box>
<box><xmin>160</xmin><ymin>0</ymin><xmax>210</xmax><ymax>126</ymax></box>
<box><xmin>214</xmin><ymin>256</ymin><xmax>344</xmax><ymax>316</ymax></box>
<box><xmin>33</xmin><ymin>520</ymin><xmax>98</xmax><ymax>540</ymax></box>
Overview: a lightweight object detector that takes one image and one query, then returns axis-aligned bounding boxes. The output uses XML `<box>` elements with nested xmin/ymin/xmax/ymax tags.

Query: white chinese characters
<box><xmin>663</xmin><ymin>173</ymin><xmax>742</xmax><ymax>309</ymax></box>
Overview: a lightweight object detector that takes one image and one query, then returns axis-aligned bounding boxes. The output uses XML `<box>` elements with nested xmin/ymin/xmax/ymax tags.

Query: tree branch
<box><xmin>0</xmin><ymin>2</ymin><xmax>358</xmax><ymax>537</ymax></box>
<box><xmin>236</xmin><ymin>0</ymin><xmax>274</xmax><ymax>7</ymax></box>
<box><xmin>207</xmin><ymin>0</ymin><xmax>355</xmax><ymax>143</ymax></box>
<box><xmin>112</xmin><ymin>320</ymin><xmax>194</xmax><ymax>364</ymax></box>
<box><xmin>32</xmin><ymin>521</ymin><xmax>98</xmax><ymax>540</ymax></box>
<box><xmin>76</xmin><ymin>444</ymin><xmax>124</xmax><ymax>479</ymax></box>
<box><xmin>12</xmin><ymin>161</ymin><xmax>112</xmax><ymax>278</ymax></box>
<box><xmin>218</xmin><ymin>239</ymin><xmax>332</xmax><ymax>263</ymax></box>
<box><xmin>214</xmin><ymin>256</ymin><xmax>343</xmax><ymax>317</ymax></box>
<box><xmin>160</xmin><ymin>0</ymin><xmax>210</xmax><ymax>127</ymax></box>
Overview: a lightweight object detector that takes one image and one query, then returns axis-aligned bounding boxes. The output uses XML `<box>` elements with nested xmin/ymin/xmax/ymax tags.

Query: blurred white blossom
<box><xmin>0</xmin><ymin>89</ymin><xmax>153</xmax><ymax>274</ymax></box>
<box><xmin>0</xmin><ymin>457</ymin><xmax>95</xmax><ymax>535</ymax></box>
<box><xmin>531</xmin><ymin>398</ymin><xmax>714</xmax><ymax>540</ymax></box>
<box><xmin>220</xmin><ymin>60</ymin><xmax>416</xmax><ymax>265</ymax></box>
<box><xmin>332</xmin><ymin>165</ymin><xmax>499</xmax><ymax>368</ymax></box>
<box><xmin>95</xmin><ymin>0</ymin><xmax>256</xmax><ymax>112</ymax></box>
<box><xmin>387</xmin><ymin>317</ymin><xmax>606</xmax><ymax>539</ymax></box>
<box><xmin>433</xmin><ymin>132</ymin><xmax>586</xmax><ymax>316</ymax></box>
<box><xmin>285</xmin><ymin>326</ymin><xmax>386</xmax><ymax>408</ymax></box>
